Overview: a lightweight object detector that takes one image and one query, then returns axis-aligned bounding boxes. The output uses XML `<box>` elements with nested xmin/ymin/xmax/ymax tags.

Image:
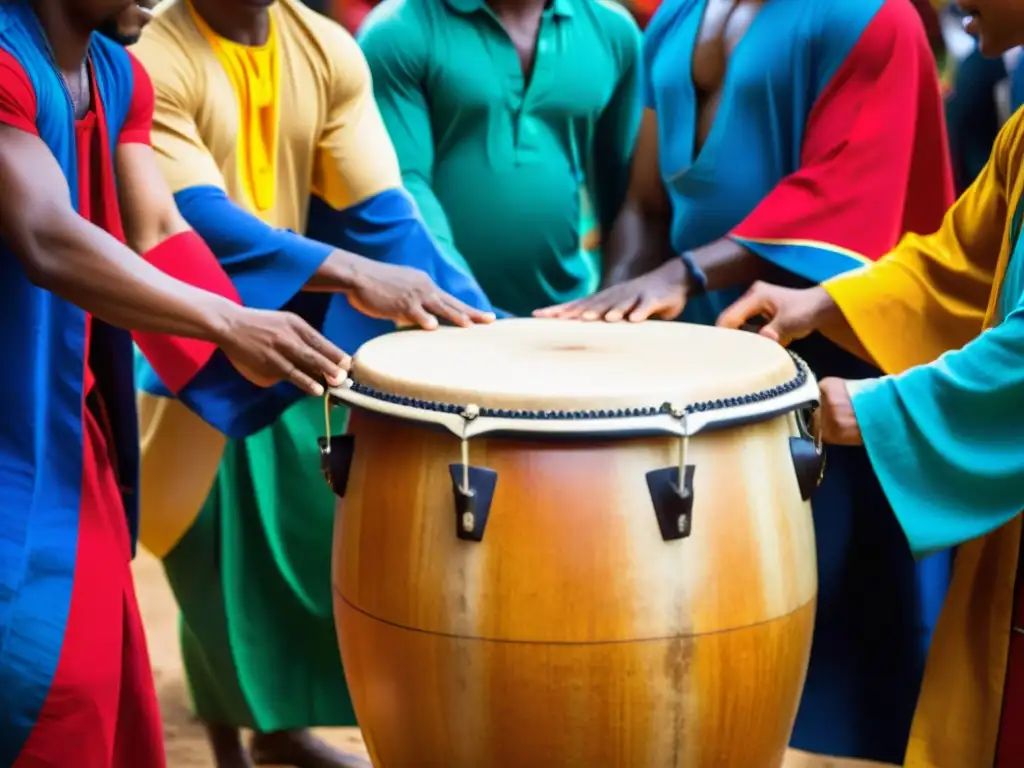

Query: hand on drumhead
<box><xmin>346</xmin><ymin>261</ymin><xmax>495</xmax><ymax>330</ymax></box>
<box><xmin>814</xmin><ymin>378</ymin><xmax>863</xmax><ymax>446</ymax></box>
<box><xmin>216</xmin><ymin>306</ymin><xmax>350</xmax><ymax>397</ymax></box>
<box><xmin>716</xmin><ymin>283</ymin><xmax>834</xmax><ymax>346</ymax></box>
<box><xmin>534</xmin><ymin>259</ymin><xmax>687</xmax><ymax>322</ymax></box>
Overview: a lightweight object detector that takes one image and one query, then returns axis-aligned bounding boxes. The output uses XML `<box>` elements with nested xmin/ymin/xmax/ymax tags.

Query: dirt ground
<box><xmin>133</xmin><ymin>551</ymin><xmax>888</xmax><ymax>768</ymax></box>
<box><xmin>132</xmin><ymin>550</ymin><xmax>369</xmax><ymax>768</ymax></box>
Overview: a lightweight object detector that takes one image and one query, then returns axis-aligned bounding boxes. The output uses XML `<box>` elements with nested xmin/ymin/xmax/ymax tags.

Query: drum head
<box><xmin>346</xmin><ymin>319</ymin><xmax>798</xmax><ymax>413</ymax></box>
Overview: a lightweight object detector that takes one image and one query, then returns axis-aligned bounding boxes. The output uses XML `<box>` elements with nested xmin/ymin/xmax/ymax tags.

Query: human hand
<box><xmin>534</xmin><ymin>258</ymin><xmax>688</xmax><ymax>322</ymax></box>
<box><xmin>814</xmin><ymin>377</ymin><xmax>863</xmax><ymax>446</ymax></box>
<box><xmin>215</xmin><ymin>306</ymin><xmax>350</xmax><ymax>396</ymax></box>
<box><xmin>716</xmin><ymin>283</ymin><xmax>836</xmax><ymax>346</ymax></box>
<box><xmin>345</xmin><ymin>259</ymin><xmax>495</xmax><ymax>330</ymax></box>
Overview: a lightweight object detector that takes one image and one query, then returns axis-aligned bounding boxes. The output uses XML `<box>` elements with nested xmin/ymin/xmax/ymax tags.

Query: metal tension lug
<box><xmin>448</xmin><ymin>464</ymin><xmax>498</xmax><ymax>542</ymax></box>
<box><xmin>645</xmin><ymin>465</ymin><xmax>696</xmax><ymax>541</ymax></box>
<box><xmin>789</xmin><ymin>408</ymin><xmax>826</xmax><ymax>501</ymax></box>
<box><xmin>789</xmin><ymin>436</ymin><xmax>825</xmax><ymax>501</ymax></box>
<box><xmin>317</xmin><ymin>434</ymin><xmax>356</xmax><ymax>498</ymax></box>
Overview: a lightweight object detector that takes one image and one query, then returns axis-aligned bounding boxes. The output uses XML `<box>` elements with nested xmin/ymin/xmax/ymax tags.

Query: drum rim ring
<box><xmin>339</xmin><ymin>350</ymin><xmax>811</xmax><ymax>424</ymax></box>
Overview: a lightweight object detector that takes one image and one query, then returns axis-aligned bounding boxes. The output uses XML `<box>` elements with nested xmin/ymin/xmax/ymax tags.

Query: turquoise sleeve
<box><xmin>852</xmin><ymin>304</ymin><xmax>1024</xmax><ymax>558</ymax></box>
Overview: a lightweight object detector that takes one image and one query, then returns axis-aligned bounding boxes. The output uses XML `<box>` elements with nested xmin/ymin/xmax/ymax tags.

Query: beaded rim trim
<box><xmin>341</xmin><ymin>350</ymin><xmax>811</xmax><ymax>422</ymax></box>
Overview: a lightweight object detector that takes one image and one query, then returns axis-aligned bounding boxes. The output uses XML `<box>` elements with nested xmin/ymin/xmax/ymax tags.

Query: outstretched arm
<box><xmin>130</xmin><ymin>36</ymin><xmax>488</xmax><ymax>329</ymax></box>
<box><xmin>0</xmin><ymin>122</ymin><xmax>345</xmax><ymax>395</ymax></box>
<box><xmin>542</xmin><ymin>0</ymin><xmax>953</xmax><ymax>321</ymax></box>
<box><xmin>0</xmin><ymin>50</ymin><xmax>345</xmax><ymax>396</ymax></box>
<box><xmin>312</xmin><ymin>20</ymin><xmax>491</xmax><ymax>313</ymax></box>
<box><xmin>820</xmin><ymin>110</ymin><xmax>1010</xmax><ymax>373</ymax></box>
<box><xmin>0</xmin><ymin>123</ymin><xmax>232</xmax><ymax>340</ymax></box>
<box><xmin>718</xmin><ymin>103</ymin><xmax>1011</xmax><ymax>373</ymax></box>
<box><xmin>844</xmin><ymin>304</ymin><xmax>1024</xmax><ymax>557</ymax></box>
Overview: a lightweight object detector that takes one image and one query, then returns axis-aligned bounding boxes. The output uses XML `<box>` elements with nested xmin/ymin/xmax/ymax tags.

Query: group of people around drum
<box><xmin>0</xmin><ymin>0</ymin><xmax>1021</xmax><ymax>766</ymax></box>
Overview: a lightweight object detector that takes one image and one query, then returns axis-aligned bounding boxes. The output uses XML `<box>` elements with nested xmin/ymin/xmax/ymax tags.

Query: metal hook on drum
<box><xmin>318</xmin><ymin>389</ymin><xmax>356</xmax><ymax>498</ymax></box>
<box><xmin>789</xmin><ymin>407</ymin><xmax>826</xmax><ymax>501</ymax></box>
<box><xmin>645</xmin><ymin>406</ymin><xmax>696</xmax><ymax>542</ymax></box>
<box><xmin>448</xmin><ymin>403</ymin><xmax>498</xmax><ymax>543</ymax></box>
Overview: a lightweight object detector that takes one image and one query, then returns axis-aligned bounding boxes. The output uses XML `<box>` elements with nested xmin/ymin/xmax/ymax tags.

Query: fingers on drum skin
<box><xmin>257</xmin><ymin>348</ymin><xmax>320</xmax><ymax>396</ymax></box>
<box><xmin>630</xmin><ymin>295</ymin><xmax>665</xmax><ymax>322</ymax></box>
<box><xmin>716</xmin><ymin>294</ymin><xmax>767</xmax><ymax>331</ymax></box>
<box><xmin>579</xmin><ymin>290</ymin><xmax>628</xmax><ymax>321</ymax></box>
<box><xmin>296</xmin><ymin>345</ymin><xmax>343</xmax><ymax>390</ymax></box>
<box><xmin>407</xmin><ymin>304</ymin><xmax>439</xmax><ymax>330</ymax></box>
<box><xmin>272</xmin><ymin>346</ymin><xmax>322</xmax><ymax>396</ymax></box>
<box><xmin>533</xmin><ymin>299</ymin><xmax>584</xmax><ymax>318</ymax></box>
<box><xmin>758</xmin><ymin>326</ymin><xmax>784</xmax><ymax>345</ymax></box>
<box><xmin>297</xmin><ymin>326</ymin><xmax>351</xmax><ymax>381</ymax></box>
<box><xmin>279</xmin><ymin>316</ymin><xmax>347</xmax><ymax>384</ymax></box>
<box><xmin>301</xmin><ymin>322</ymin><xmax>351</xmax><ymax>368</ymax></box>
<box><xmin>290</xmin><ymin>370</ymin><xmax>324</xmax><ymax>396</ymax></box>
<box><xmin>446</xmin><ymin>295</ymin><xmax>495</xmax><ymax>325</ymax></box>
<box><xmin>576</xmin><ymin>295</ymin><xmax>610</xmax><ymax>320</ymax></box>
<box><xmin>604</xmin><ymin>303</ymin><xmax>637</xmax><ymax>323</ymax></box>
<box><xmin>428</xmin><ymin>296</ymin><xmax>471</xmax><ymax>328</ymax></box>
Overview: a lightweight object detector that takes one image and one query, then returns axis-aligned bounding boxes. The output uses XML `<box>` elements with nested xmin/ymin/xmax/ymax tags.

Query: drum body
<box><xmin>329</xmin><ymin>320</ymin><xmax>819</xmax><ymax>768</ymax></box>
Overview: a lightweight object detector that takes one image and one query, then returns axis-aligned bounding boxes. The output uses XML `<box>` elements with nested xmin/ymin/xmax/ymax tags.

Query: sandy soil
<box><xmin>132</xmin><ymin>551</ymin><xmax>369</xmax><ymax>768</ymax></box>
<box><xmin>133</xmin><ymin>551</ymin><xmax>890</xmax><ymax>768</ymax></box>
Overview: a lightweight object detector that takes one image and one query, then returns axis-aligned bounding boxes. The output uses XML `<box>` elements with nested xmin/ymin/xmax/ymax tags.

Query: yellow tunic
<box><xmin>823</xmin><ymin>108</ymin><xmax>1024</xmax><ymax>767</ymax></box>
<box><xmin>133</xmin><ymin>0</ymin><xmax>400</xmax><ymax>557</ymax></box>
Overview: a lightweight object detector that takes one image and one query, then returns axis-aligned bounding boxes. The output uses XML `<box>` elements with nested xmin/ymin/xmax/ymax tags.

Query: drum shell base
<box><xmin>335</xmin><ymin>596</ymin><xmax>815</xmax><ymax>767</ymax></box>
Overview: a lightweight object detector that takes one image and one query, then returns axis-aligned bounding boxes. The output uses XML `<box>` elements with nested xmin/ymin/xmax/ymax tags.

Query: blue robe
<box><xmin>642</xmin><ymin>0</ymin><xmax>954</xmax><ymax>760</ymax></box>
<box><xmin>135</xmin><ymin>191</ymin><xmax>493</xmax><ymax>438</ymax></box>
<box><xmin>0</xmin><ymin>3</ymin><xmax>241</xmax><ymax>762</ymax></box>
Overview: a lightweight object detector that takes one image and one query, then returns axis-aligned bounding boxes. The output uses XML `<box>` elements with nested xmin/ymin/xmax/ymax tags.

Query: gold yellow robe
<box><xmin>822</xmin><ymin>106</ymin><xmax>1024</xmax><ymax>767</ymax></box>
<box><xmin>131</xmin><ymin>0</ymin><xmax>490</xmax><ymax>730</ymax></box>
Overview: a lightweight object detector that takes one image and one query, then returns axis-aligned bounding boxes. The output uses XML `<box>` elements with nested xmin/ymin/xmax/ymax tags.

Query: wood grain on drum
<box><xmin>332</xmin><ymin>409</ymin><xmax>818</xmax><ymax>766</ymax></box>
<box><xmin>338</xmin><ymin>597</ymin><xmax>815</xmax><ymax>767</ymax></box>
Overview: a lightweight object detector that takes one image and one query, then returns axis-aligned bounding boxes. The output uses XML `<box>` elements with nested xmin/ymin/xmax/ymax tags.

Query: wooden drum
<box><xmin>325</xmin><ymin>318</ymin><xmax>822</xmax><ymax>767</ymax></box>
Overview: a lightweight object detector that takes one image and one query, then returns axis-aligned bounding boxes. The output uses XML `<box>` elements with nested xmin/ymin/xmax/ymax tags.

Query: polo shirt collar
<box><xmin>442</xmin><ymin>0</ymin><xmax>574</xmax><ymax>20</ymax></box>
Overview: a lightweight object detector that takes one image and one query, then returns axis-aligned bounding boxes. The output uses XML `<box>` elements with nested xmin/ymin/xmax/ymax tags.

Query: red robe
<box><xmin>0</xmin><ymin>28</ymin><xmax>238</xmax><ymax>767</ymax></box>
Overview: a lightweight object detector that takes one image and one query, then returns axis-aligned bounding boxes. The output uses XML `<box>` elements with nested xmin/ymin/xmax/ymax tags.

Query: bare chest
<box><xmin>691</xmin><ymin>0</ymin><xmax>763</xmax><ymax>95</ymax></box>
<box><xmin>62</xmin><ymin>64</ymin><xmax>92</xmax><ymax>120</ymax></box>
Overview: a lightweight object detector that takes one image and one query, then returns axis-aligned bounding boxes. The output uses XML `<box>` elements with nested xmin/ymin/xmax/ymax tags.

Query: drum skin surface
<box><xmin>330</xmin><ymin>319</ymin><xmax>818</xmax><ymax>767</ymax></box>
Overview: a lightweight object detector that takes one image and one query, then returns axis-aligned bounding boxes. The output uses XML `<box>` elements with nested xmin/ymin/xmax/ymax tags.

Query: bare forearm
<box><xmin>27</xmin><ymin>207</ymin><xmax>235</xmax><ymax>340</ymax></box>
<box><xmin>601</xmin><ymin>202</ymin><xmax>673</xmax><ymax>288</ymax></box>
<box><xmin>688</xmin><ymin>237</ymin><xmax>768</xmax><ymax>294</ymax></box>
<box><xmin>303</xmin><ymin>249</ymin><xmax>363</xmax><ymax>293</ymax></box>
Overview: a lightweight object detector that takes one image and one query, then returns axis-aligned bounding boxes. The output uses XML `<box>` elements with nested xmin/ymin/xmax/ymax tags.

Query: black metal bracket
<box><xmin>790</xmin><ymin>408</ymin><xmax>825</xmax><ymax>501</ymax></box>
<box><xmin>317</xmin><ymin>434</ymin><xmax>356</xmax><ymax>498</ymax></box>
<box><xmin>645</xmin><ymin>465</ymin><xmax>696</xmax><ymax>541</ymax></box>
<box><xmin>448</xmin><ymin>464</ymin><xmax>498</xmax><ymax>542</ymax></box>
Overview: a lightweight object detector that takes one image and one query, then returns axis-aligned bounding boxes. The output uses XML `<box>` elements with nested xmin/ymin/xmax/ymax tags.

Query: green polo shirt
<box><xmin>358</xmin><ymin>0</ymin><xmax>641</xmax><ymax>316</ymax></box>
